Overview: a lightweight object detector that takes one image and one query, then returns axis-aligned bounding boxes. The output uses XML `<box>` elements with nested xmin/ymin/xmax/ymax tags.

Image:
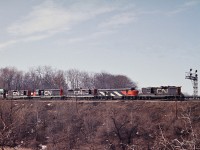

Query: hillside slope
<box><xmin>0</xmin><ymin>100</ymin><xmax>199</xmax><ymax>150</ymax></box>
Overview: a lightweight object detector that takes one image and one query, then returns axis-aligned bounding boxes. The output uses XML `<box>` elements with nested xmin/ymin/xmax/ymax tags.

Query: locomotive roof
<box><xmin>142</xmin><ymin>86</ymin><xmax>181</xmax><ymax>88</ymax></box>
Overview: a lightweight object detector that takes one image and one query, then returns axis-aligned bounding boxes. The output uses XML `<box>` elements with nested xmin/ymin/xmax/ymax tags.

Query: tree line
<box><xmin>0</xmin><ymin>66</ymin><xmax>137</xmax><ymax>91</ymax></box>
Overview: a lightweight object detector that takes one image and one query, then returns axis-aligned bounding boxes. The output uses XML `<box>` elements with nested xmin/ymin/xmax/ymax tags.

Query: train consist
<box><xmin>0</xmin><ymin>86</ymin><xmax>184</xmax><ymax>100</ymax></box>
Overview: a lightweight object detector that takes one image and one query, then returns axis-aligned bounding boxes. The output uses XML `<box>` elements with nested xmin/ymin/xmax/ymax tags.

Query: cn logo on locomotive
<box><xmin>44</xmin><ymin>90</ymin><xmax>52</xmax><ymax>96</ymax></box>
<box><xmin>157</xmin><ymin>89</ymin><xmax>168</xmax><ymax>94</ymax></box>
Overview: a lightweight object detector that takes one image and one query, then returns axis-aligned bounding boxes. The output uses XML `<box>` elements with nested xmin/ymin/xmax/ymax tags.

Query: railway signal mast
<box><xmin>185</xmin><ymin>69</ymin><xmax>198</xmax><ymax>99</ymax></box>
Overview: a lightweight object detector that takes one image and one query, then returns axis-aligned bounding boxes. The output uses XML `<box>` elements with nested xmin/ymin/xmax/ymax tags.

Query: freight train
<box><xmin>0</xmin><ymin>86</ymin><xmax>184</xmax><ymax>100</ymax></box>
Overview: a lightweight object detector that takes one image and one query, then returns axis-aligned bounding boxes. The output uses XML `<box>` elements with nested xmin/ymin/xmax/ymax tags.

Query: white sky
<box><xmin>0</xmin><ymin>0</ymin><xmax>200</xmax><ymax>95</ymax></box>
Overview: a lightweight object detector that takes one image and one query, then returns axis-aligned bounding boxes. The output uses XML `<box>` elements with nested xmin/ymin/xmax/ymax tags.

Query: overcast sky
<box><xmin>0</xmin><ymin>0</ymin><xmax>200</xmax><ymax>94</ymax></box>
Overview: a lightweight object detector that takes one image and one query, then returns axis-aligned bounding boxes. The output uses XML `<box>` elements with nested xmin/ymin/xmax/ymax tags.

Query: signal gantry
<box><xmin>185</xmin><ymin>69</ymin><xmax>198</xmax><ymax>99</ymax></box>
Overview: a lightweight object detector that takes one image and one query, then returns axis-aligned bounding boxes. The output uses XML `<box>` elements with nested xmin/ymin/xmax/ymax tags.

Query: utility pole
<box><xmin>185</xmin><ymin>69</ymin><xmax>198</xmax><ymax>99</ymax></box>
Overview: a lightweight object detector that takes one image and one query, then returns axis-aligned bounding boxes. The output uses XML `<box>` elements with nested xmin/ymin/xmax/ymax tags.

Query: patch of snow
<box><xmin>39</xmin><ymin>144</ymin><xmax>47</xmax><ymax>150</ymax></box>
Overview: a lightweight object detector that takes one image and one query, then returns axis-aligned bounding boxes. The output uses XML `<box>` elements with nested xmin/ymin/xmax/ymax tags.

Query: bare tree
<box><xmin>41</xmin><ymin>66</ymin><xmax>54</xmax><ymax>89</ymax></box>
<box><xmin>12</xmin><ymin>71</ymin><xmax>24</xmax><ymax>90</ymax></box>
<box><xmin>0</xmin><ymin>101</ymin><xmax>31</xmax><ymax>149</ymax></box>
<box><xmin>0</xmin><ymin>67</ymin><xmax>18</xmax><ymax>90</ymax></box>
<box><xmin>27</xmin><ymin>66</ymin><xmax>67</xmax><ymax>90</ymax></box>
<box><xmin>152</xmin><ymin>107</ymin><xmax>200</xmax><ymax>150</ymax></box>
<box><xmin>66</xmin><ymin>69</ymin><xmax>81</xmax><ymax>89</ymax></box>
<box><xmin>53</xmin><ymin>70</ymin><xmax>67</xmax><ymax>89</ymax></box>
<box><xmin>101</xmin><ymin>109</ymin><xmax>138</xmax><ymax>150</ymax></box>
<box><xmin>79</xmin><ymin>72</ymin><xmax>95</xmax><ymax>89</ymax></box>
<box><xmin>113</xmin><ymin>75</ymin><xmax>136</xmax><ymax>89</ymax></box>
<box><xmin>23</xmin><ymin>69</ymin><xmax>41</xmax><ymax>90</ymax></box>
<box><xmin>94</xmin><ymin>72</ymin><xmax>137</xmax><ymax>89</ymax></box>
<box><xmin>93</xmin><ymin>72</ymin><xmax>113</xmax><ymax>89</ymax></box>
